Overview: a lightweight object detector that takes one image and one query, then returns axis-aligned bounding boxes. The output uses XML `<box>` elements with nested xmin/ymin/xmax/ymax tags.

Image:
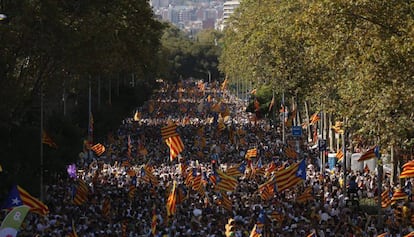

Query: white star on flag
<box><xmin>12</xmin><ymin>197</ymin><xmax>21</xmax><ymax>205</ymax></box>
<box><xmin>296</xmin><ymin>169</ymin><xmax>302</xmax><ymax>176</ymax></box>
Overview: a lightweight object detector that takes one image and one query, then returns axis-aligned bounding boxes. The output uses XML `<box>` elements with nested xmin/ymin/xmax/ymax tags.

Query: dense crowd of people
<box><xmin>2</xmin><ymin>80</ymin><xmax>414</xmax><ymax>236</ymax></box>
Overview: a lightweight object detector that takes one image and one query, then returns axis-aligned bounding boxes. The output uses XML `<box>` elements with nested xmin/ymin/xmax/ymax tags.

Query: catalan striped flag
<box><xmin>1</xmin><ymin>185</ymin><xmax>49</xmax><ymax>216</ymax></box>
<box><xmin>128</xmin><ymin>185</ymin><xmax>136</xmax><ymax>200</ymax></box>
<box><xmin>381</xmin><ymin>189</ymin><xmax>392</xmax><ymax>208</ymax></box>
<box><xmin>296</xmin><ymin>187</ymin><xmax>314</xmax><ymax>203</ymax></box>
<box><xmin>151</xmin><ymin>206</ymin><xmax>157</xmax><ymax>235</ymax></box>
<box><xmin>72</xmin><ymin>179</ymin><xmax>88</xmax><ymax>205</ymax></box>
<box><xmin>332</xmin><ymin>121</ymin><xmax>344</xmax><ymax>134</ymax></box>
<box><xmin>140</xmin><ymin>165</ymin><xmax>159</xmax><ymax>185</ymax></box>
<box><xmin>268</xmin><ymin>211</ymin><xmax>284</xmax><ymax>223</ymax></box>
<box><xmin>217</xmin><ymin>191</ymin><xmax>232</xmax><ymax>212</ymax></box>
<box><xmin>261</xmin><ymin>160</ymin><xmax>306</xmax><ymax>194</ymax></box>
<box><xmin>400</xmin><ymin>160</ymin><xmax>414</xmax><ymax>179</ymax></box>
<box><xmin>126</xmin><ymin>135</ymin><xmax>132</xmax><ymax>159</ymax></box>
<box><xmin>102</xmin><ymin>196</ymin><xmax>111</xmax><ymax>218</ymax></box>
<box><xmin>391</xmin><ymin>188</ymin><xmax>408</xmax><ymax>204</ymax></box>
<box><xmin>217</xmin><ymin>119</ymin><xmax>226</xmax><ymax>132</ymax></box>
<box><xmin>285</xmin><ymin>109</ymin><xmax>296</xmax><ymax>128</ymax></box>
<box><xmin>358</xmin><ymin>146</ymin><xmax>379</xmax><ymax>162</ymax></box>
<box><xmin>133</xmin><ymin>111</ymin><xmax>141</xmax><ymax>121</ymax></box>
<box><xmin>265</xmin><ymin>162</ymin><xmax>277</xmax><ymax>177</ymax></box>
<box><xmin>121</xmin><ymin>220</ymin><xmax>128</xmax><ymax>237</ymax></box>
<box><xmin>221</xmin><ymin>78</ymin><xmax>228</xmax><ymax>90</ymax></box>
<box><xmin>245</xmin><ymin>148</ymin><xmax>258</xmax><ymax>160</ymax></box>
<box><xmin>176</xmin><ymin>184</ymin><xmax>188</xmax><ymax>205</ymax></box>
<box><xmin>258</xmin><ymin>180</ymin><xmax>275</xmax><ymax>201</ymax></box>
<box><xmin>165</xmin><ymin>135</ymin><xmax>185</xmax><ymax>161</ymax></box>
<box><xmin>225</xmin><ymin>162</ymin><xmax>246</xmax><ymax>177</ymax></box>
<box><xmin>161</xmin><ymin>123</ymin><xmax>179</xmax><ymax>140</ymax></box>
<box><xmin>91</xmin><ymin>143</ymin><xmax>105</xmax><ymax>156</ymax></box>
<box><xmin>166</xmin><ymin>181</ymin><xmax>177</xmax><ymax>217</ymax></box>
<box><xmin>285</xmin><ymin>146</ymin><xmax>297</xmax><ymax>159</ymax></box>
<box><xmin>275</xmin><ymin>159</ymin><xmax>306</xmax><ymax>192</ymax></box>
<box><xmin>268</xmin><ymin>95</ymin><xmax>275</xmax><ymax>112</ymax></box>
<box><xmin>336</xmin><ymin>149</ymin><xmax>344</xmax><ymax>162</ymax></box>
<box><xmin>42</xmin><ymin>130</ymin><xmax>58</xmax><ymax>148</ymax></box>
<box><xmin>213</xmin><ymin>169</ymin><xmax>238</xmax><ymax>192</ymax></box>
<box><xmin>309</xmin><ymin>112</ymin><xmax>320</xmax><ymax>125</ymax></box>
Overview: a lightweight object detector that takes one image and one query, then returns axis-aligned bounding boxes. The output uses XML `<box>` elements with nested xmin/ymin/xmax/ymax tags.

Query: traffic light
<box><xmin>225</xmin><ymin>218</ymin><xmax>235</xmax><ymax>237</ymax></box>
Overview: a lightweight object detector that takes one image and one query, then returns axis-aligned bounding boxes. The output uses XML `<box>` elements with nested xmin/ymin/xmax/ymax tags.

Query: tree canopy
<box><xmin>220</xmin><ymin>0</ymin><xmax>414</xmax><ymax>151</ymax></box>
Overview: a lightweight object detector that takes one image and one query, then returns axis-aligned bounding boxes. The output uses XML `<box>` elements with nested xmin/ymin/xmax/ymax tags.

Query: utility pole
<box><xmin>40</xmin><ymin>84</ymin><xmax>44</xmax><ymax>201</ymax></box>
<box><xmin>342</xmin><ymin>118</ymin><xmax>347</xmax><ymax>196</ymax></box>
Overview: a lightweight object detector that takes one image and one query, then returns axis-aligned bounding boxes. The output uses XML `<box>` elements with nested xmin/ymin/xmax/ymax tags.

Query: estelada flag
<box><xmin>358</xmin><ymin>146</ymin><xmax>379</xmax><ymax>162</ymax></box>
<box><xmin>161</xmin><ymin>123</ymin><xmax>179</xmax><ymax>140</ymax></box>
<box><xmin>1</xmin><ymin>185</ymin><xmax>49</xmax><ymax>216</ymax></box>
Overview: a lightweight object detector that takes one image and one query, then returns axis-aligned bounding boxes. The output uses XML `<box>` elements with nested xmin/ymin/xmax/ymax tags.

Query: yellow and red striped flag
<box><xmin>102</xmin><ymin>196</ymin><xmax>111</xmax><ymax>218</ymax></box>
<box><xmin>269</xmin><ymin>211</ymin><xmax>284</xmax><ymax>223</ymax></box>
<box><xmin>358</xmin><ymin>146</ymin><xmax>379</xmax><ymax>162</ymax></box>
<box><xmin>140</xmin><ymin>165</ymin><xmax>159</xmax><ymax>186</ymax></box>
<box><xmin>309</xmin><ymin>112</ymin><xmax>320</xmax><ymax>125</ymax></box>
<box><xmin>16</xmin><ymin>186</ymin><xmax>49</xmax><ymax>216</ymax></box>
<box><xmin>258</xmin><ymin>180</ymin><xmax>275</xmax><ymax>201</ymax></box>
<box><xmin>166</xmin><ymin>181</ymin><xmax>177</xmax><ymax>217</ymax></box>
<box><xmin>128</xmin><ymin>185</ymin><xmax>136</xmax><ymax>200</ymax></box>
<box><xmin>381</xmin><ymin>189</ymin><xmax>392</xmax><ymax>208</ymax></box>
<box><xmin>296</xmin><ymin>187</ymin><xmax>314</xmax><ymax>203</ymax></box>
<box><xmin>225</xmin><ymin>162</ymin><xmax>246</xmax><ymax>177</ymax></box>
<box><xmin>151</xmin><ymin>206</ymin><xmax>157</xmax><ymax>235</ymax></box>
<box><xmin>216</xmin><ymin>191</ymin><xmax>232</xmax><ymax>212</ymax></box>
<box><xmin>245</xmin><ymin>148</ymin><xmax>258</xmax><ymax>160</ymax></box>
<box><xmin>268</xmin><ymin>96</ymin><xmax>275</xmax><ymax>112</ymax></box>
<box><xmin>400</xmin><ymin>160</ymin><xmax>414</xmax><ymax>179</ymax></box>
<box><xmin>91</xmin><ymin>143</ymin><xmax>105</xmax><ymax>156</ymax></box>
<box><xmin>221</xmin><ymin>78</ymin><xmax>228</xmax><ymax>90</ymax></box>
<box><xmin>161</xmin><ymin>123</ymin><xmax>179</xmax><ymax>140</ymax></box>
<box><xmin>213</xmin><ymin>169</ymin><xmax>238</xmax><ymax>192</ymax></box>
<box><xmin>72</xmin><ymin>179</ymin><xmax>88</xmax><ymax>205</ymax></box>
<box><xmin>165</xmin><ymin>136</ymin><xmax>185</xmax><ymax>161</ymax></box>
<box><xmin>42</xmin><ymin>130</ymin><xmax>58</xmax><ymax>148</ymax></box>
<box><xmin>336</xmin><ymin>149</ymin><xmax>344</xmax><ymax>162</ymax></box>
<box><xmin>285</xmin><ymin>146</ymin><xmax>297</xmax><ymax>159</ymax></box>
<box><xmin>262</xmin><ymin>160</ymin><xmax>306</xmax><ymax>193</ymax></box>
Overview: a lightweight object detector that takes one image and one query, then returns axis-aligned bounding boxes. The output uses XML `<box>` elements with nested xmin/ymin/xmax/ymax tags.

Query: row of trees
<box><xmin>0</xmin><ymin>0</ymin><xmax>222</xmax><ymax>194</ymax></box>
<box><xmin>220</xmin><ymin>0</ymin><xmax>414</xmax><ymax>159</ymax></box>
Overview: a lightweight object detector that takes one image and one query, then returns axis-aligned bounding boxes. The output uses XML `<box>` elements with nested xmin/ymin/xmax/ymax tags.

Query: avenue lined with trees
<box><xmin>220</xmin><ymin>0</ymin><xmax>414</xmax><ymax>182</ymax></box>
<box><xmin>0</xmin><ymin>0</ymin><xmax>413</xmax><ymax>224</ymax></box>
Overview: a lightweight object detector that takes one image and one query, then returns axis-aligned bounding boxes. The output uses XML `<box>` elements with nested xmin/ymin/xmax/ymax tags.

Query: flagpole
<box><xmin>282</xmin><ymin>92</ymin><xmax>285</xmax><ymax>144</ymax></box>
<box><xmin>88</xmin><ymin>79</ymin><xmax>92</xmax><ymax>161</ymax></box>
<box><xmin>342</xmin><ymin>118</ymin><xmax>347</xmax><ymax>197</ymax></box>
<box><xmin>40</xmin><ymin>84</ymin><xmax>44</xmax><ymax>201</ymax></box>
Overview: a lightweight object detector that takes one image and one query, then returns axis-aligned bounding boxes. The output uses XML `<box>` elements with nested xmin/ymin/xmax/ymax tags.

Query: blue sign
<box><xmin>319</xmin><ymin>139</ymin><xmax>326</xmax><ymax>151</ymax></box>
<box><xmin>292</xmin><ymin>126</ymin><xmax>302</xmax><ymax>137</ymax></box>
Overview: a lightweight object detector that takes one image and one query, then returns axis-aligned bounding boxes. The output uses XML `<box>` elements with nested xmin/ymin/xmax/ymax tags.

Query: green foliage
<box><xmin>220</xmin><ymin>0</ymin><xmax>414</xmax><ymax>151</ymax></box>
<box><xmin>159</xmin><ymin>24</ymin><xmax>223</xmax><ymax>82</ymax></box>
<box><xmin>0</xmin><ymin>0</ymin><xmax>165</xmax><ymax>192</ymax></box>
